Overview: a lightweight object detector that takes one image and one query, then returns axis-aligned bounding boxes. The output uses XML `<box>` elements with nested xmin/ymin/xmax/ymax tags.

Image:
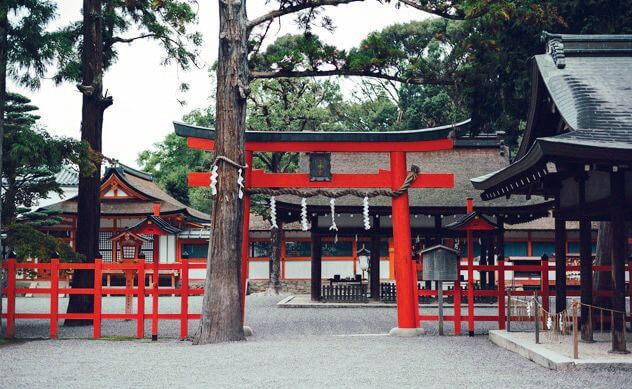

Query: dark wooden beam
<box><xmin>554</xmin><ymin>212</ymin><xmax>567</xmax><ymax>313</ymax></box>
<box><xmin>310</xmin><ymin>216</ymin><xmax>322</xmax><ymax>302</ymax></box>
<box><xmin>370</xmin><ymin>215</ymin><xmax>381</xmax><ymax>302</ymax></box>
<box><xmin>491</xmin><ymin>215</ymin><xmax>504</xmax><ymax>289</ymax></box>
<box><xmin>578</xmin><ymin>176</ymin><xmax>594</xmax><ymax>342</ymax></box>
<box><xmin>610</xmin><ymin>170</ymin><xmax>628</xmax><ymax>353</ymax></box>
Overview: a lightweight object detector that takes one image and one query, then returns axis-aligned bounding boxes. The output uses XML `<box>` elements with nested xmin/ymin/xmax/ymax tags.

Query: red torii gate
<box><xmin>176</xmin><ymin>121</ymin><xmax>458</xmax><ymax>333</ymax></box>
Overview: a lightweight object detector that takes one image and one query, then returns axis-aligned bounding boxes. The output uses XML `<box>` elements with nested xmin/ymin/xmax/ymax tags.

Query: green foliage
<box><xmin>1</xmin><ymin>93</ymin><xmax>91</xmax><ymax>225</ymax></box>
<box><xmin>1</xmin><ymin>93</ymin><xmax>85</xmax><ymax>262</ymax></box>
<box><xmin>4</xmin><ymin>0</ymin><xmax>60</xmax><ymax>88</ymax></box>
<box><xmin>53</xmin><ymin>0</ymin><xmax>202</xmax><ymax>83</ymax></box>
<box><xmin>137</xmin><ymin>110</ymin><xmax>213</xmax><ymax>208</ymax></box>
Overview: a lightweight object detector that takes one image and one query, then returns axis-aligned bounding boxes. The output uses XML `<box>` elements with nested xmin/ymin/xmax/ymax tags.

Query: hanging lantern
<box><xmin>357</xmin><ymin>246</ymin><xmax>370</xmax><ymax>272</ymax></box>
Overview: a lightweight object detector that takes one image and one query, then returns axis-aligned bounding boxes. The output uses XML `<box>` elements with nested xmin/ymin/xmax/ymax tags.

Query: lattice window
<box><xmin>99</xmin><ymin>232</ymin><xmax>113</xmax><ymax>262</ymax></box>
<box><xmin>122</xmin><ymin>246</ymin><xmax>136</xmax><ymax>259</ymax></box>
<box><xmin>139</xmin><ymin>234</ymin><xmax>154</xmax><ymax>263</ymax></box>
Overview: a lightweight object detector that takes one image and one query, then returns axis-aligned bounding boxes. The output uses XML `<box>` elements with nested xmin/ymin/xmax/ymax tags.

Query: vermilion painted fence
<box><xmin>413</xmin><ymin>259</ymin><xmax>632</xmax><ymax>334</ymax></box>
<box><xmin>1</xmin><ymin>258</ymin><xmax>204</xmax><ymax>340</ymax></box>
<box><xmin>2</xmin><ymin>258</ymin><xmax>631</xmax><ymax>339</ymax></box>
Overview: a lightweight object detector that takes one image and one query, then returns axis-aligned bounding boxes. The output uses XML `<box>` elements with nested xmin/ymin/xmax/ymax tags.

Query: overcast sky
<box><xmin>10</xmin><ymin>1</ymin><xmax>432</xmax><ymax>168</ymax></box>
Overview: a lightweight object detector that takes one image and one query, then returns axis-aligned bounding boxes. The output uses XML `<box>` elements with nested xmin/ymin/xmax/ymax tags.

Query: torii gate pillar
<box><xmin>389</xmin><ymin>151</ymin><xmax>423</xmax><ymax>336</ymax></box>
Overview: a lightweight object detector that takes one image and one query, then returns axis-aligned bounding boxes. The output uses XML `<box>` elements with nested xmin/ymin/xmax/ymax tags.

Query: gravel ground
<box><xmin>1</xmin><ymin>295</ymin><xmax>632</xmax><ymax>388</ymax></box>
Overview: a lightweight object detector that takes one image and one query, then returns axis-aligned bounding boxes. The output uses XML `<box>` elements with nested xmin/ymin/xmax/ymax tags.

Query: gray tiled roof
<box><xmin>472</xmin><ymin>33</ymin><xmax>632</xmax><ymax>197</ymax></box>
<box><xmin>55</xmin><ymin>165</ymin><xmax>79</xmax><ymax>186</ymax></box>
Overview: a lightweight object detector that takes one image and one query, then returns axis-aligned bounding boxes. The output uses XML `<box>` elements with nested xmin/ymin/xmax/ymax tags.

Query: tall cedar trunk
<box><xmin>268</xmin><ymin>221</ymin><xmax>283</xmax><ymax>294</ymax></box>
<box><xmin>266</xmin><ymin>152</ymin><xmax>283</xmax><ymax>294</ymax></box>
<box><xmin>0</xmin><ymin>0</ymin><xmax>7</xmax><ymax>337</ymax></box>
<box><xmin>194</xmin><ymin>0</ymin><xmax>248</xmax><ymax>344</ymax></box>
<box><xmin>593</xmin><ymin>222</ymin><xmax>613</xmax><ymax>310</ymax></box>
<box><xmin>66</xmin><ymin>0</ymin><xmax>109</xmax><ymax>325</ymax></box>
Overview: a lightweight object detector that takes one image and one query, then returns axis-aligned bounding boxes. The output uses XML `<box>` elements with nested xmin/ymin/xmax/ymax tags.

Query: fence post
<box><xmin>93</xmin><ymin>258</ymin><xmax>102</xmax><ymax>339</ymax></box>
<box><xmin>180</xmin><ymin>258</ymin><xmax>189</xmax><ymax>340</ymax></box>
<box><xmin>498</xmin><ymin>258</ymin><xmax>506</xmax><ymax>330</ymax></box>
<box><xmin>454</xmin><ymin>275</ymin><xmax>461</xmax><ymax>335</ymax></box>
<box><xmin>541</xmin><ymin>256</ymin><xmax>550</xmax><ymax>314</ymax></box>
<box><xmin>151</xmin><ymin>258</ymin><xmax>159</xmax><ymax>342</ymax></box>
<box><xmin>137</xmin><ymin>259</ymin><xmax>145</xmax><ymax>339</ymax></box>
<box><xmin>534</xmin><ymin>290</ymin><xmax>540</xmax><ymax>344</ymax></box>
<box><xmin>572</xmin><ymin>302</ymin><xmax>579</xmax><ymax>359</ymax></box>
<box><xmin>50</xmin><ymin>258</ymin><xmax>59</xmax><ymax>339</ymax></box>
<box><xmin>506</xmin><ymin>289</ymin><xmax>511</xmax><ymax>332</ymax></box>
<box><xmin>6</xmin><ymin>257</ymin><xmax>16</xmax><ymax>338</ymax></box>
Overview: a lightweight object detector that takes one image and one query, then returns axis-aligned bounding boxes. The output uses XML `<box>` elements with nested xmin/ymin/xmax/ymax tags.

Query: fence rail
<box><xmin>321</xmin><ymin>284</ymin><xmax>368</xmax><ymax>303</ymax></box>
<box><xmin>1</xmin><ymin>258</ymin><xmax>205</xmax><ymax>340</ymax></box>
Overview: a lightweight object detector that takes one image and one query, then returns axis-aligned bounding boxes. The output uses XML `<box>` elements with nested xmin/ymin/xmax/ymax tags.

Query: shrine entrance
<box><xmin>177</xmin><ymin>121</ymin><xmax>455</xmax><ymax>333</ymax></box>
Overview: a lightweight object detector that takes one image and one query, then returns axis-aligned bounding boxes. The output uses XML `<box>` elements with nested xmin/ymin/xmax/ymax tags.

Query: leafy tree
<box><xmin>138</xmin><ymin>108</ymin><xmax>214</xmax><ymax>213</ymax></box>
<box><xmin>0</xmin><ymin>0</ymin><xmax>64</xmax><ymax>337</ymax></box>
<box><xmin>58</xmin><ymin>0</ymin><xmax>202</xmax><ymax>325</ymax></box>
<box><xmin>1</xmin><ymin>93</ymin><xmax>86</xmax><ymax>278</ymax></box>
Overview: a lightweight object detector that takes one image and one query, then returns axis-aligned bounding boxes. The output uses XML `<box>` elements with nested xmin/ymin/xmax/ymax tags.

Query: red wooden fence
<box><xmin>1</xmin><ymin>258</ymin><xmax>205</xmax><ymax>340</ymax></box>
<box><xmin>2</xmin><ymin>258</ymin><xmax>631</xmax><ymax>339</ymax></box>
<box><xmin>414</xmin><ymin>259</ymin><xmax>632</xmax><ymax>335</ymax></box>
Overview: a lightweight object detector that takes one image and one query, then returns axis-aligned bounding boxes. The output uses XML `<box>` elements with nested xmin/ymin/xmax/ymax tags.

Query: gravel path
<box><xmin>1</xmin><ymin>295</ymin><xmax>631</xmax><ymax>388</ymax></box>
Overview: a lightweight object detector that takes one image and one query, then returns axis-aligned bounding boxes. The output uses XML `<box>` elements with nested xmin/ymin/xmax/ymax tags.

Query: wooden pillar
<box><xmin>610</xmin><ymin>169</ymin><xmax>628</xmax><ymax>353</ymax></box>
<box><xmin>370</xmin><ymin>215</ymin><xmax>381</xmax><ymax>301</ymax></box>
<box><xmin>491</xmin><ymin>215</ymin><xmax>504</xmax><ymax>289</ymax></box>
<box><xmin>310</xmin><ymin>216</ymin><xmax>322</xmax><ymax>302</ymax></box>
<box><xmin>554</xmin><ymin>212</ymin><xmax>567</xmax><ymax>313</ymax></box>
<box><xmin>390</xmin><ymin>151</ymin><xmax>417</xmax><ymax>330</ymax></box>
<box><xmin>578</xmin><ymin>175</ymin><xmax>593</xmax><ymax>342</ymax></box>
<box><xmin>479</xmin><ymin>238</ymin><xmax>488</xmax><ymax>290</ymax></box>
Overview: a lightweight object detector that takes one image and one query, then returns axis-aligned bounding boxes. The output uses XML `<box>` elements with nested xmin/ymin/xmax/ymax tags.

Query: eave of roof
<box><xmin>472</xmin><ymin>32</ymin><xmax>632</xmax><ymax>200</ymax></box>
<box><xmin>174</xmin><ymin>119</ymin><xmax>472</xmax><ymax>143</ymax></box>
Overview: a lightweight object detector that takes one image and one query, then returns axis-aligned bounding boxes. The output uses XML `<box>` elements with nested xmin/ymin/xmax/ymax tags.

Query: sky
<box><xmin>11</xmin><ymin>1</ymin><xmax>433</xmax><ymax>168</ymax></box>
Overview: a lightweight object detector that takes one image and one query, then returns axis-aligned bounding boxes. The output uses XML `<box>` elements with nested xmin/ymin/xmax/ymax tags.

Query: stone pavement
<box><xmin>1</xmin><ymin>295</ymin><xmax>631</xmax><ymax>388</ymax></box>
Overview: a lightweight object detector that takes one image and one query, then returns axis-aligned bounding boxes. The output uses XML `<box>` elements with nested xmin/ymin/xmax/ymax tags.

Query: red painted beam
<box><xmin>187</xmin><ymin>136</ymin><xmax>454</xmax><ymax>153</ymax></box>
<box><xmin>188</xmin><ymin>169</ymin><xmax>454</xmax><ymax>189</ymax></box>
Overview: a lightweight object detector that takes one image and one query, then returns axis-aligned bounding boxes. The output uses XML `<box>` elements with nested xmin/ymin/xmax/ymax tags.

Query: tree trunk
<box><xmin>66</xmin><ymin>0</ymin><xmax>111</xmax><ymax>326</ymax></box>
<box><xmin>194</xmin><ymin>0</ymin><xmax>248</xmax><ymax>344</ymax></box>
<box><xmin>0</xmin><ymin>0</ymin><xmax>8</xmax><ymax>337</ymax></box>
<box><xmin>593</xmin><ymin>222</ymin><xmax>613</xmax><ymax>310</ymax></box>
<box><xmin>267</xmin><ymin>221</ymin><xmax>283</xmax><ymax>294</ymax></box>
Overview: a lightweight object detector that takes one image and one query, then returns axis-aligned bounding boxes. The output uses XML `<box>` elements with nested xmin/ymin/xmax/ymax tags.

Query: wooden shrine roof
<box><xmin>43</xmin><ymin>164</ymin><xmax>210</xmax><ymax>222</ymax></box>
<box><xmin>472</xmin><ymin>33</ymin><xmax>632</xmax><ymax>200</ymax></box>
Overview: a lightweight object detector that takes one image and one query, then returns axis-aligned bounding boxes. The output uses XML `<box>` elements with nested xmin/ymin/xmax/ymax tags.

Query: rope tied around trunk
<box><xmin>246</xmin><ymin>165</ymin><xmax>420</xmax><ymax>198</ymax></box>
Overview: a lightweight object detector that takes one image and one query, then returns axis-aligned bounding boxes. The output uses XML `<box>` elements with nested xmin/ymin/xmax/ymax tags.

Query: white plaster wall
<box><xmin>283</xmin><ymin>261</ymin><xmax>310</xmax><ymax>279</ymax></box>
<box><xmin>249</xmin><ymin>261</ymin><xmax>269</xmax><ymax>279</ymax></box>
<box><xmin>322</xmin><ymin>260</ymin><xmax>355</xmax><ymax>278</ymax></box>
<box><xmin>188</xmin><ymin>269</ymin><xmax>207</xmax><ymax>280</ymax></box>
<box><xmin>159</xmin><ymin>235</ymin><xmax>176</xmax><ymax>263</ymax></box>
<box><xmin>379</xmin><ymin>260</ymin><xmax>390</xmax><ymax>279</ymax></box>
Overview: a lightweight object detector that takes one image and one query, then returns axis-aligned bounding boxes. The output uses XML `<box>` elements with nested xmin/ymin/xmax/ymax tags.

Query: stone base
<box><xmin>243</xmin><ymin>326</ymin><xmax>253</xmax><ymax>337</ymax></box>
<box><xmin>388</xmin><ymin>327</ymin><xmax>425</xmax><ymax>337</ymax></box>
<box><xmin>247</xmin><ymin>280</ymin><xmax>311</xmax><ymax>294</ymax></box>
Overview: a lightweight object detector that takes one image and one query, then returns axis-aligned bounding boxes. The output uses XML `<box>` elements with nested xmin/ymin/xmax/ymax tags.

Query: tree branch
<box><xmin>248</xmin><ymin>0</ymin><xmax>364</xmax><ymax>30</ymax></box>
<box><xmin>110</xmin><ymin>34</ymin><xmax>157</xmax><ymax>44</ymax></box>
<box><xmin>396</xmin><ymin>0</ymin><xmax>488</xmax><ymax>20</ymax></box>
<box><xmin>250</xmin><ymin>68</ymin><xmax>458</xmax><ymax>86</ymax></box>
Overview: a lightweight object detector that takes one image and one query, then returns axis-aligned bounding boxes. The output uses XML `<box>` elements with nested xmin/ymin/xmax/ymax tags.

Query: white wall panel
<box><xmin>249</xmin><ymin>261</ymin><xmax>269</xmax><ymax>279</ymax></box>
<box><xmin>322</xmin><ymin>260</ymin><xmax>355</xmax><ymax>278</ymax></box>
<box><xmin>284</xmin><ymin>261</ymin><xmax>310</xmax><ymax>279</ymax></box>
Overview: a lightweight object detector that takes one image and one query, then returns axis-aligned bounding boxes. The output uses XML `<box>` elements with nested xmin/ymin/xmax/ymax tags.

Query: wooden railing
<box><xmin>1</xmin><ymin>258</ymin><xmax>205</xmax><ymax>340</ymax></box>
